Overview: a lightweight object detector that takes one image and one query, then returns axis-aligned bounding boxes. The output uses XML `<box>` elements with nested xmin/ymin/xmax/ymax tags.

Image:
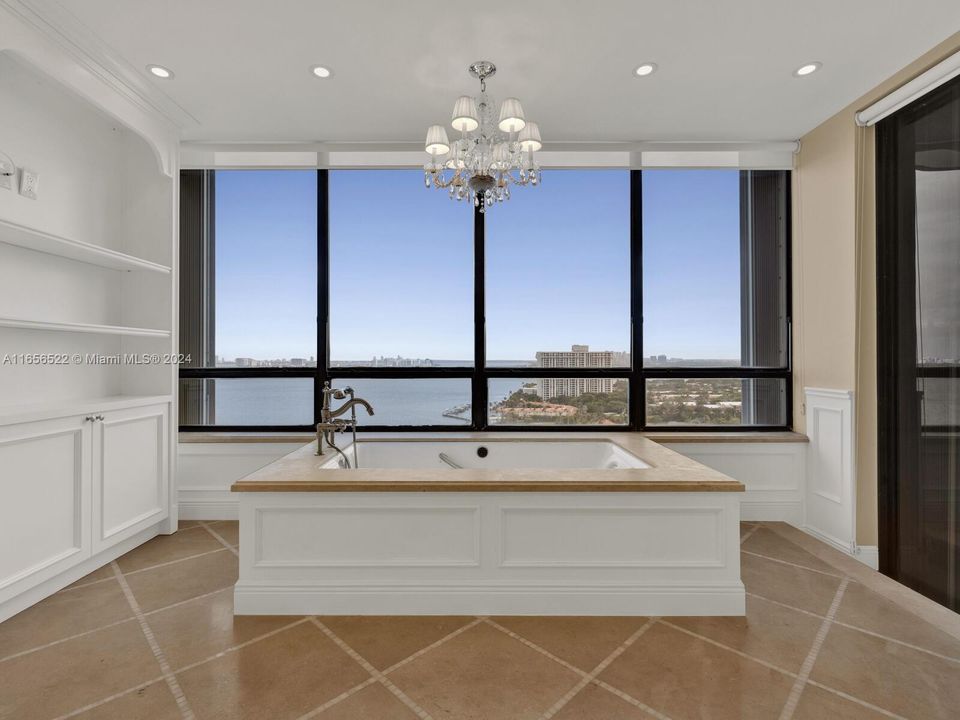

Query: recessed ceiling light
<box><xmin>146</xmin><ymin>64</ymin><xmax>173</xmax><ymax>79</ymax></box>
<box><xmin>311</xmin><ymin>65</ymin><xmax>332</xmax><ymax>78</ymax></box>
<box><xmin>634</xmin><ymin>63</ymin><xmax>658</xmax><ymax>77</ymax></box>
<box><xmin>793</xmin><ymin>62</ymin><xmax>822</xmax><ymax>77</ymax></box>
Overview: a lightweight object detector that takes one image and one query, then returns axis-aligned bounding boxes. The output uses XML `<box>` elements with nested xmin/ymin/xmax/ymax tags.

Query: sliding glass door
<box><xmin>877</xmin><ymin>75</ymin><xmax>960</xmax><ymax>610</ymax></box>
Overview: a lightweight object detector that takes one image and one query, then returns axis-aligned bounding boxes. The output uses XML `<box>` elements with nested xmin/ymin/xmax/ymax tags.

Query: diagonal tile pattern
<box><xmin>0</xmin><ymin>519</ymin><xmax>958</xmax><ymax>720</ymax></box>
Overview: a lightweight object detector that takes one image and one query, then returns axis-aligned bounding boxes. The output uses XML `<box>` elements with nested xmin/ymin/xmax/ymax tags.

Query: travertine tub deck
<box><xmin>231</xmin><ymin>432</ymin><xmax>746</xmax><ymax>493</ymax></box>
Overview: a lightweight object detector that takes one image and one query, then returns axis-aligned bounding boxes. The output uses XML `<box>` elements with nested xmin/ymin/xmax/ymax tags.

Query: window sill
<box><xmin>178</xmin><ymin>430</ymin><xmax>808</xmax><ymax>444</ymax></box>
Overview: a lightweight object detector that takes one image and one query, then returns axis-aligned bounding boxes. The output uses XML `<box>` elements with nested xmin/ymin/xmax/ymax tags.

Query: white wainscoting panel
<box><xmin>499</xmin><ymin>507</ymin><xmax>724</xmax><ymax>567</ymax></box>
<box><xmin>803</xmin><ymin>388</ymin><xmax>856</xmax><ymax>553</ymax></box>
<box><xmin>662</xmin><ymin>442</ymin><xmax>806</xmax><ymax>523</ymax></box>
<box><xmin>254</xmin><ymin>506</ymin><xmax>480</xmax><ymax>568</ymax></box>
<box><xmin>178</xmin><ymin>442</ymin><xmax>305</xmax><ymax>519</ymax></box>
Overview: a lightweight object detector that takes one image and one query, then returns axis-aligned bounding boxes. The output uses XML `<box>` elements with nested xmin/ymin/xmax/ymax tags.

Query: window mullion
<box><xmin>473</xmin><ymin>204</ymin><xmax>487</xmax><ymax>430</ymax></box>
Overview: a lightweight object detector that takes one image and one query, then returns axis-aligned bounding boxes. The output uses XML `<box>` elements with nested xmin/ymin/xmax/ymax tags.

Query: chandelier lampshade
<box><xmin>518</xmin><ymin>121</ymin><xmax>542</xmax><ymax>152</ymax></box>
<box><xmin>425</xmin><ymin>125</ymin><xmax>450</xmax><ymax>156</ymax></box>
<box><xmin>497</xmin><ymin>97</ymin><xmax>526</xmax><ymax>133</ymax></box>
<box><xmin>451</xmin><ymin>96</ymin><xmax>480</xmax><ymax>132</ymax></box>
<box><xmin>423</xmin><ymin>61</ymin><xmax>542</xmax><ymax>212</ymax></box>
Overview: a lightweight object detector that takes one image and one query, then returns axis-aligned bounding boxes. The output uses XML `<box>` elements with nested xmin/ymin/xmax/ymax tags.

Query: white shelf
<box><xmin>0</xmin><ymin>394</ymin><xmax>173</xmax><ymax>426</ymax></box>
<box><xmin>0</xmin><ymin>316</ymin><xmax>170</xmax><ymax>337</ymax></box>
<box><xmin>0</xmin><ymin>218</ymin><xmax>171</xmax><ymax>274</ymax></box>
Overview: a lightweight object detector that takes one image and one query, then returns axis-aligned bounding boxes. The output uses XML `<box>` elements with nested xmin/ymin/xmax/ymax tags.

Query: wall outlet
<box><xmin>19</xmin><ymin>168</ymin><xmax>38</xmax><ymax>200</ymax></box>
<box><xmin>0</xmin><ymin>159</ymin><xmax>13</xmax><ymax>191</ymax></box>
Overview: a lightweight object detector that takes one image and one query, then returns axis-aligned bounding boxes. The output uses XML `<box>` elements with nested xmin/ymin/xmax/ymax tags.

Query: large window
<box><xmin>642</xmin><ymin>170</ymin><xmax>790</xmax><ymax>426</ymax></box>
<box><xmin>180</xmin><ymin>168</ymin><xmax>791</xmax><ymax>430</ymax></box>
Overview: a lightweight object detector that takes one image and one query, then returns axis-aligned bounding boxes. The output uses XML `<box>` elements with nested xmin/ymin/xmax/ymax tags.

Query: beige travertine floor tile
<box><xmin>148</xmin><ymin>587</ymin><xmax>299</xmax><ymax>668</ymax></box>
<box><xmin>177</xmin><ymin>520</ymin><xmax>203</xmax><ymax>528</ymax></box>
<box><xmin>742</xmin><ymin>527</ymin><xmax>842</xmax><ymax>575</ymax></box>
<box><xmin>835</xmin><ymin>581</ymin><xmax>960</xmax><ymax>659</ymax></box>
<box><xmin>314</xmin><ymin>682</ymin><xmax>419</xmax><ymax>719</ymax></box>
<box><xmin>207</xmin><ymin>519</ymin><xmax>240</xmax><ymax>546</ymax></box>
<box><xmin>389</xmin><ymin>621</ymin><xmax>581</xmax><ymax>720</ymax></box>
<box><xmin>741</xmin><ymin>552</ymin><xmax>843</xmax><ymax>615</ymax></box>
<box><xmin>63</xmin><ymin>563</ymin><xmax>117</xmax><ymax>590</ymax></box>
<box><xmin>494</xmin><ymin>616</ymin><xmax>648</xmax><ymax>672</ymax></box>
<box><xmin>122</xmin><ymin>548</ymin><xmax>238</xmax><ymax>613</ymax></box>
<box><xmin>0</xmin><ymin>621</ymin><xmax>161</xmax><ymax>720</ymax></box>
<box><xmin>809</xmin><ymin>623</ymin><xmax>960</xmax><ymax>720</ymax></box>
<box><xmin>792</xmin><ymin>684</ymin><xmax>891</xmax><ymax>719</ymax></box>
<box><xmin>740</xmin><ymin>522</ymin><xmax>757</xmax><ymax>539</ymax></box>
<box><xmin>116</xmin><ymin>525</ymin><xmax>224</xmax><ymax>573</ymax></box>
<box><xmin>667</xmin><ymin>595</ymin><xmax>823</xmax><ymax>673</ymax></box>
<box><xmin>174</xmin><ymin>621</ymin><xmax>369</xmax><ymax>720</ymax></box>
<box><xmin>597</xmin><ymin>622</ymin><xmax>795</xmax><ymax>720</ymax></box>
<box><xmin>0</xmin><ymin>576</ymin><xmax>132</xmax><ymax>658</ymax></box>
<box><xmin>552</xmin><ymin>683</ymin><xmax>659</xmax><ymax>719</ymax></box>
<box><xmin>69</xmin><ymin>680</ymin><xmax>182</xmax><ymax>720</ymax></box>
<box><xmin>321</xmin><ymin>615</ymin><xmax>474</xmax><ymax>670</ymax></box>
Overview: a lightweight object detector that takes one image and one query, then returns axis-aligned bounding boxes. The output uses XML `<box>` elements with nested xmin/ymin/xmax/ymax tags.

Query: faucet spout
<box><xmin>327</xmin><ymin>398</ymin><xmax>374</xmax><ymax>419</ymax></box>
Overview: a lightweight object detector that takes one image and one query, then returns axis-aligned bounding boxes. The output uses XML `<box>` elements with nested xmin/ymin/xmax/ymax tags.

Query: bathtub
<box><xmin>232</xmin><ymin>433</ymin><xmax>745</xmax><ymax>616</ymax></box>
<box><xmin>320</xmin><ymin>439</ymin><xmax>651</xmax><ymax>470</ymax></box>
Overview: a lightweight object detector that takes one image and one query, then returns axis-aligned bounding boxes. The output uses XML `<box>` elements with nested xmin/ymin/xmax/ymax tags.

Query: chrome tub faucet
<box><xmin>316</xmin><ymin>382</ymin><xmax>374</xmax><ymax>466</ymax></box>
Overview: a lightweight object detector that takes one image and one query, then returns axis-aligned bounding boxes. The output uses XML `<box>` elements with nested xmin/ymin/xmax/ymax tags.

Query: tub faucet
<box><xmin>317</xmin><ymin>382</ymin><xmax>375</xmax><ymax>462</ymax></box>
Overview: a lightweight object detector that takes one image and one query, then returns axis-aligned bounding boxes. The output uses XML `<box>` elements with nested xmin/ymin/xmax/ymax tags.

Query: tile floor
<box><xmin>1</xmin><ymin>520</ymin><xmax>958</xmax><ymax>719</ymax></box>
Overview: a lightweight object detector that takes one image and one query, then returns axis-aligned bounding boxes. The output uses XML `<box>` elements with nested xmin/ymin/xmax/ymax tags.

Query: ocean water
<box><xmin>211</xmin><ymin>377</ymin><xmax>524</xmax><ymax>426</ymax></box>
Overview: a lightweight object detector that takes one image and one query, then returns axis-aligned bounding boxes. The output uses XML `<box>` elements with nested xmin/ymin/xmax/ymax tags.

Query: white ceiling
<box><xmin>52</xmin><ymin>0</ymin><xmax>960</xmax><ymax>144</ymax></box>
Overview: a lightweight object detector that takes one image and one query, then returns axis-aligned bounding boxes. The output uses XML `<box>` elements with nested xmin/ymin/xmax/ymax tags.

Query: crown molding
<box><xmin>0</xmin><ymin>0</ymin><xmax>197</xmax><ymax>130</ymax></box>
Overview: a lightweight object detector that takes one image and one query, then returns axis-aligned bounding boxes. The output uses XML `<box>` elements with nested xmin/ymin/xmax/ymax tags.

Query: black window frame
<box><xmin>179</xmin><ymin>168</ymin><xmax>792</xmax><ymax>432</ymax></box>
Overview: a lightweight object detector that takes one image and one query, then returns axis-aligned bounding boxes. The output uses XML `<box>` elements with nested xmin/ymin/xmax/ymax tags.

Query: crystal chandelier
<box><xmin>423</xmin><ymin>61</ymin><xmax>542</xmax><ymax>213</ymax></box>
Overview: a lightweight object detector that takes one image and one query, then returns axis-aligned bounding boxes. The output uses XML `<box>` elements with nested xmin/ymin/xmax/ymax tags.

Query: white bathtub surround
<box><xmin>232</xmin><ymin>435</ymin><xmax>745</xmax><ymax>617</ymax></box>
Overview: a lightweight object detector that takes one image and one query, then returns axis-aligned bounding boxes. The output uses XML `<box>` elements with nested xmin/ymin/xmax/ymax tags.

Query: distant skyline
<box><xmin>214</xmin><ymin>169</ymin><xmax>743</xmax><ymax>362</ymax></box>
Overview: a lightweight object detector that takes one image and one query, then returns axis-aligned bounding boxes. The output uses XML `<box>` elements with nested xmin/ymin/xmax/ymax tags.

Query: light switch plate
<box><xmin>0</xmin><ymin>159</ymin><xmax>13</xmax><ymax>191</ymax></box>
<box><xmin>19</xmin><ymin>168</ymin><xmax>38</xmax><ymax>199</ymax></box>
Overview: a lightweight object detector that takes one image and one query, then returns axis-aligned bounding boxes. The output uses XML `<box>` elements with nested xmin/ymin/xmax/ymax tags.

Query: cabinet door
<box><xmin>0</xmin><ymin>415</ymin><xmax>91</xmax><ymax>605</ymax></box>
<box><xmin>92</xmin><ymin>403</ymin><xmax>169</xmax><ymax>553</ymax></box>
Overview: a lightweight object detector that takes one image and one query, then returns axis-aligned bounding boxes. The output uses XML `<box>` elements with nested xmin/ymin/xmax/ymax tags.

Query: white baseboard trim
<box><xmin>0</xmin><ymin>524</ymin><xmax>162</xmax><ymax>623</ymax></box>
<box><xmin>801</xmin><ymin>525</ymin><xmax>880</xmax><ymax>570</ymax></box>
<box><xmin>234</xmin><ymin>582</ymin><xmax>746</xmax><ymax>616</ymax></box>
<box><xmin>741</xmin><ymin>500</ymin><xmax>802</xmax><ymax>523</ymax></box>
<box><xmin>179</xmin><ymin>488</ymin><xmax>238</xmax><ymax>520</ymax></box>
<box><xmin>852</xmin><ymin>545</ymin><xmax>880</xmax><ymax>570</ymax></box>
<box><xmin>801</xmin><ymin>524</ymin><xmax>856</xmax><ymax>555</ymax></box>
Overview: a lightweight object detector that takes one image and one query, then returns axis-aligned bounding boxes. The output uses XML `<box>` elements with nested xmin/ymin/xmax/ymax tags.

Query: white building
<box><xmin>535</xmin><ymin>345</ymin><xmax>615</xmax><ymax>398</ymax></box>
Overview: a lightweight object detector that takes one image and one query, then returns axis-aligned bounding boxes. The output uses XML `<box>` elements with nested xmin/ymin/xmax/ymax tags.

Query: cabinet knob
<box><xmin>95</xmin><ymin>415</ymin><xmax>105</xmax><ymax>421</ymax></box>
<box><xmin>84</xmin><ymin>416</ymin><xmax>95</xmax><ymax>422</ymax></box>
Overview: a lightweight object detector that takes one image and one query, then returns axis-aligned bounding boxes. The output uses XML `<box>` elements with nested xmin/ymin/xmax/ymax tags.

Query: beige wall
<box><xmin>794</xmin><ymin>31</ymin><xmax>960</xmax><ymax>545</ymax></box>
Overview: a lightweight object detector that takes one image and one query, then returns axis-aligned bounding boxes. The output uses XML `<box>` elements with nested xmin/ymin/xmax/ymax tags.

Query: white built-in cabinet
<box><xmin>92</xmin><ymin>403</ymin><xmax>169</xmax><ymax>553</ymax></box>
<box><xmin>0</xmin><ymin>13</ymin><xmax>179</xmax><ymax>621</ymax></box>
<box><xmin>0</xmin><ymin>401</ymin><xmax>169</xmax><ymax>609</ymax></box>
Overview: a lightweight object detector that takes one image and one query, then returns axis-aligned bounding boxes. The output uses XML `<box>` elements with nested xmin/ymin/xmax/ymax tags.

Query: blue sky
<box><xmin>215</xmin><ymin>168</ymin><xmax>741</xmax><ymax>362</ymax></box>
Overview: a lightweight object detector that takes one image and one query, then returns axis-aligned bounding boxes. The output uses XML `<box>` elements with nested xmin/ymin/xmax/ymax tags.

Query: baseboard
<box><xmin>801</xmin><ymin>524</ymin><xmax>856</xmax><ymax>555</ymax></box>
<box><xmin>741</xmin><ymin>500</ymin><xmax>802</xmax><ymax>523</ymax></box>
<box><xmin>179</xmin><ymin>488</ymin><xmax>238</xmax><ymax>520</ymax></box>
<box><xmin>0</xmin><ymin>524</ymin><xmax>163</xmax><ymax>623</ymax></box>
<box><xmin>852</xmin><ymin>545</ymin><xmax>880</xmax><ymax>570</ymax></box>
<box><xmin>234</xmin><ymin>582</ymin><xmax>746</xmax><ymax>616</ymax></box>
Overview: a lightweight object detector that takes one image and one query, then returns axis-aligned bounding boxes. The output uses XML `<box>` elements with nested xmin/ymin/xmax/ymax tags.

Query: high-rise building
<box><xmin>535</xmin><ymin>345</ymin><xmax>615</xmax><ymax>398</ymax></box>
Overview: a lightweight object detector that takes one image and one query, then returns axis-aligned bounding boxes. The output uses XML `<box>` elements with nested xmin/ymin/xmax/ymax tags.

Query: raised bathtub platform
<box><xmin>231</xmin><ymin>433</ymin><xmax>745</xmax><ymax>616</ymax></box>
